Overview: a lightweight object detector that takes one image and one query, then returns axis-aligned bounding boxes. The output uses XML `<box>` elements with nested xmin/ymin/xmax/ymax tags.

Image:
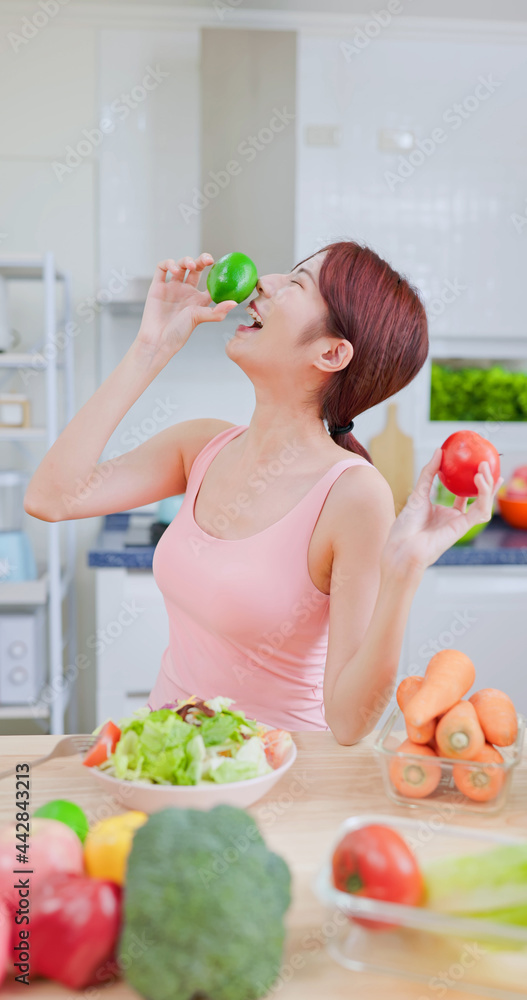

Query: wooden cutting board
<box><xmin>368</xmin><ymin>402</ymin><xmax>414</xmax><ymax>515</ymax></box>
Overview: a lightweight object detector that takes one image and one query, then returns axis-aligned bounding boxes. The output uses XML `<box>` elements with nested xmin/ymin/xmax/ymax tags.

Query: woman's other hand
<box><xmin>381</xmin><ymin>446</ymin><xmax>504</xmax><ymax>577</ymax></box>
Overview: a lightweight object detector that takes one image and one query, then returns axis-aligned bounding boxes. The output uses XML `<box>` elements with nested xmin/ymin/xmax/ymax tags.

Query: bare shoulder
<box><xmin>177</xmin><ymin>418</ymin><xmax>237</xmax><ymax>477</ymax></box>
<box><xmin>323</xmin><ymin>461</ymin><xmax>396</xmax><ymax>541</ymax></box>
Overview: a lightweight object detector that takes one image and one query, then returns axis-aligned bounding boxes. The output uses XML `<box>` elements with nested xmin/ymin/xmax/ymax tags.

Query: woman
<box><xmin>24</xmin><ymin>242</ymin><xmax>502</xmax><ymax>744</ymax></box>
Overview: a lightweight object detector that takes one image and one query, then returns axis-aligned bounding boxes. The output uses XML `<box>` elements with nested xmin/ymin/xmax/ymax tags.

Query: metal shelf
<box><xmin>0</xmin><ymin>568</ymin><xmax>72</xmax><ymax>607</ymax></box>
<box><xmin>0</xmin><ymin>427</ymin><xmax>46</xmax><ymax>440</ymax></box>
<box><xmin>0</xmin><ymin>253</ymin><xmax>77</xmax><ymax>735</ymax></box>
<box><xmin>0</xmin><ymin>572</ymin><xmax>48</xmax><ymax>606</ymax></box>
<box><xmin>0</xmin><ymin>702</ymin><xmax>49</xmax><ymax>720</ymax></box>
<box><xmin>0</xmin><ymin>352</ymin><xmax>66</xmax><ymax>369</ymax></box>
<box><xmin>0</xmin><ymin>258</ymin><xmax>66</xmax><ymax>281</ymax></box>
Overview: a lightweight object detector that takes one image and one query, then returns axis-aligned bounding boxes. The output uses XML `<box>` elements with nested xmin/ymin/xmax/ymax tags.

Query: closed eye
<box><xmin>291</xmin><ymin>279</ymin><xmax>302</xmax><ymax>287</ymax></box>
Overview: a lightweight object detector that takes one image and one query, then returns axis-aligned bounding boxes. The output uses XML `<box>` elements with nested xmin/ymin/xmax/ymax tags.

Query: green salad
<box><xmin>95</xmin><ymin>696</ymin><xmax>274</xmax><ymax>786</ymax></box>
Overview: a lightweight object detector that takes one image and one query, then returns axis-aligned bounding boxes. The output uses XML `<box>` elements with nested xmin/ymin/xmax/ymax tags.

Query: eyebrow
<box><xmin>292</xmin><ymin>266</ymin><xmax>315</xmax><ymax>285</ymax></box>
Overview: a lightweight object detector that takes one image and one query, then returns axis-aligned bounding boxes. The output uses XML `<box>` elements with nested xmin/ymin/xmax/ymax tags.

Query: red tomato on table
<box><xmin>332</xmin><ymin>824</ymin><xmax>423</xmax><ymax>930</ymax></box>
<box><xmin>439</xmin><ymin>430</ymin><xmax>500</xmax><ymax>498</ymax></box>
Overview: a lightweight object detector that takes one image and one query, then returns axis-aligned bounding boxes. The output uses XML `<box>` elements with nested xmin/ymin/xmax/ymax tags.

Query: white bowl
<box><xmin>88</xmin><ymin>741</ymin><xmax>297</xmax><ymax>813</ymax></box>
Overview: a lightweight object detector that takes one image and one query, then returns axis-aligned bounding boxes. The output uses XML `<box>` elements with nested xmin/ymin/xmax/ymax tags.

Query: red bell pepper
<box><xmin>28</xmin><ymin>873</ymin><xmax>122</xmax><ymax>989</ymax></box>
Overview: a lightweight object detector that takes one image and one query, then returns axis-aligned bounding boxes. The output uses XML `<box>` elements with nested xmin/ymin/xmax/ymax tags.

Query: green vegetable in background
<box><xmin>434</xmin><ymin>480</ymin><xmax>488</xmax><ymax>545</ymax></box>
<box><xmin>120</xmin><ymin>805</ymin><xmax>292</xmax><ymax>1000</ymax></box>
<box><xmin>430</xmin><ymin>363</ymin><xmax>527</xmax><ymax>422</ymax></box>
<box><xmin>33</xmin><ymin>799</ymin><xmax>89</xmax><ymax>843</ymax></box>
<box><xmin>424</xmin><ymin>843</ymin><xmax>527</xmax><ymax>917</ymax></box>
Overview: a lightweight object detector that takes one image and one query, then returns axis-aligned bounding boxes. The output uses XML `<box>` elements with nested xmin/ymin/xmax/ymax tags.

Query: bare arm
<box><xmin>324</xmin><ymin>452</ymin><xmax>503</xmax><ymax>745</ymax></box>
<box><xmin>24</xmin><ymin>253</ymin><xmax>237</xmax><ymax>521</ymax></box>
<box><xmin>322</xmin><ymin>466</ymin><xmax>400</xmax><ymax>744</ymax></box>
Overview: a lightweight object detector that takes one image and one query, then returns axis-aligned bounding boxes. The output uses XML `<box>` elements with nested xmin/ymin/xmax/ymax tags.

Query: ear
<box><xmin>313</xmin><ymin>338</ymin><xmax>353</xmax><ymax>374</ymax></box>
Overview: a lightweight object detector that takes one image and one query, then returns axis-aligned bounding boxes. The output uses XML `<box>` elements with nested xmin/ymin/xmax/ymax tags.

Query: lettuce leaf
<box><xmin>102</xmin><ymin>701</ymin><xmax>272</xmax><ymax>786</ymax></box>
<box><xmin>425</xmin><ymin>844</ymin><xmax>527</xmax><ymax>915</ymax></box>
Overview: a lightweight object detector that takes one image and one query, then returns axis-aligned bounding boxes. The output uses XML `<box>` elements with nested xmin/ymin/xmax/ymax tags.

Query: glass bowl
<box><xmin>374</xmin><ymin>707</ymin><xmax>525</xmax><ymax>815</ymax></box>
<box><xmin>498</xmin><ymin>494</ymin><xmax>527</xmax><ymax>530</ymax></box>
<box><xmin>313</xmin><ymin>813</ymin><xmax>527</xmax><ymax>998</ymax></box>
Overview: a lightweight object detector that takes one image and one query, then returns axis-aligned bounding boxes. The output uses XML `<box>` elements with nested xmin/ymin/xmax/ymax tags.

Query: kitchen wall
<box><xmin>0</xmin><ymin>15</ymin><xmax>98</xmax><ymax>733</ymax></box>
<box><xmin>295</xmin><ymin>26</ymin><xmax>527</xmax><ymax>468</ymax></box>
<box><xmin>201</xmin><ymin>28</ymin><xmax>296</xmax><ymax>276</ymax></box>
<box><xmin>99</xmin><ymin>25</ymin><xmax>297</xmax><ymax>472</ymax></box>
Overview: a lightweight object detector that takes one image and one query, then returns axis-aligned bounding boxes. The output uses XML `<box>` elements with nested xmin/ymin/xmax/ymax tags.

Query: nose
<box><xmin>255</xmin><ymin>272</ymin><xmax>288</xmax><ymax>298</ymax></box>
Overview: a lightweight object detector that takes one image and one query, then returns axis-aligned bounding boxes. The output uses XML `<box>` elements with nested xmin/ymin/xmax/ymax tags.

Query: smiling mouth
<box><xmin>236</xmin><ymin>301</ymin><xmax>264</xmax><ymax>333</ymax></box>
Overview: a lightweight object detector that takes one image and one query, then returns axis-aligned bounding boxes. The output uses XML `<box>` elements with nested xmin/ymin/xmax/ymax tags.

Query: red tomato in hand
<box><xmin>332</xmin><ymin>824</ymin><xmax>423</xmax><ymax>930</ymax></box>
<box><xmin>439</xmin><ymin>430</ymin><xmax>500</xmax><ymax>498</ymax></box>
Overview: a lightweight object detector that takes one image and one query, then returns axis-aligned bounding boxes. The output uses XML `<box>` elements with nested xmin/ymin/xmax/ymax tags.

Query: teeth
<box><xmin>245</xmin><ymin>305</ymin><xmax>263</xmax><ymax>327</ymax></box>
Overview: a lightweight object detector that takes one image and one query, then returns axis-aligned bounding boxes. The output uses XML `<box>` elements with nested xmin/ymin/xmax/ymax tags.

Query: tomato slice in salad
<box><xmin>261</xmin><ymin>729</ymin><xmax>293</xmax><ymax>768</ymax></box>
<box><xmin>83</xmin><ymin>721</ymin><xmax>121</xmax><ymax>767</ymax></box>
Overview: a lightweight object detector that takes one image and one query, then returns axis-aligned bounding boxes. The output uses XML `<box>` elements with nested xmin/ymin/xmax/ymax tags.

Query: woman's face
<box><xmin>225</xmin><ymin>251</ymin><xmax>353</xmax><ymax>399</ymax></box>
<box><xmin>226</xmin><ymin>251</ymin><xmax>337</xmax><ymax>379</ymax></box>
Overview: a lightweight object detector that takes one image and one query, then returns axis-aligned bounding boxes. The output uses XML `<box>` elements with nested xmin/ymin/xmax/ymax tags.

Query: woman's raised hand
<box><xmin>382</xmin><ymin>446</ymin><xmax>504</xmax><ymax>577</ymax></box>
<box><xmin>136</xmin><ymin>253</ymin><xmax>237</xmax><ymax>358</ymax></box>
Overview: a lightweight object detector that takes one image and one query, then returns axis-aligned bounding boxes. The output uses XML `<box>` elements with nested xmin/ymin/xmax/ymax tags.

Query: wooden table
<box><xmin>0</xmin><ymin>731</ymin><xmax>526</xmax><ymax>999</ymax></box>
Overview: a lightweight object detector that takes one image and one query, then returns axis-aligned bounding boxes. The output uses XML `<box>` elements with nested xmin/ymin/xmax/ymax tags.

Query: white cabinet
<box><xmin>95</xmin><ymin>568</ymin><xmax>168</xmax><ymax>725</ymax></box>
<box><xmin>401</xmin><ymin>566</ymin><xmax>527</xmax><ymax>712</ymax></box>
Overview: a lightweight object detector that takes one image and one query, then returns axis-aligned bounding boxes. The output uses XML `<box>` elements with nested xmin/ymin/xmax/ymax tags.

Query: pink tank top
<box><xmin>149</xmin><ymin>425</ymin><xmax>372</xmax><ymax>731</ymax></box>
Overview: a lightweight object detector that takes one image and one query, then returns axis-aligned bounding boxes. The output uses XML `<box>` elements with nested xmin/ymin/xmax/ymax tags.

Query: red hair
<box><xmin>298</xmin><ymin>241</ymin><xmax>429</xmax><ymax>463</ymax></box>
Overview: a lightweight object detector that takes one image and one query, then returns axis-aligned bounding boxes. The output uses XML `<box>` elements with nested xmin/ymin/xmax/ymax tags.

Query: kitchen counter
<box><xmin>0</xmin><ymin>731</ymin><xmax>526</xmax><ymax>999</ymax></box>
<box><xmin>88</xmin><ymin>512</ymin><xmax>527</xmax><ymax>569</ymax></box>
<box><xmin>87</xmin><ymin>512</ymin><xmax>156</xmax><ymax>569</ymax></box>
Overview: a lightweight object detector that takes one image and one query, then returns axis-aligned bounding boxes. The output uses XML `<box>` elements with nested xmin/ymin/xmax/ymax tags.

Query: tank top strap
<box><xmin>289</xmin><ymin>452</ymin><xmax>374</xmax><ymax>544</ymax></box>
<box><xmin>185</xmin><ymin>424</ymin><xmax>248</xmax><ymax>498</ymax></box>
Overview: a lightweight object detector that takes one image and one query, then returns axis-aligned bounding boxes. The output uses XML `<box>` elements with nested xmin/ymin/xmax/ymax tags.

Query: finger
<box><xmin>410</xmin><ymin>447</ymin><xmax>443</xmax><ymax>504</ymax></box>
<box><xmin>185</xmin><ymin>253</ymin><xmax>215</xmax><ymax>288</ymax></box>
<box><xmin>192</xmin><ymin>301</ymin><xmax>238</xmax><ymax>326</ymax></box>
<box><xmin>166</xmin><ymin>256</ymin><xmax>200</xmax><ymax>283</ymax></box>
<box><xmin>152</xmin><ymin>259</ymin><xmax>179</xmax><ymax>285</ymax></box>
<box><xmin>476</xmin><ymin>462</ymin><xmax>496</xmax><ymax>505</ymax></box>
<box><xmin>493</xmin><ymin>475</ymin><xmax>505</xmax><ymax>498</ymax></box>
<box><xmin>452</xmin><ymin>495</ymin><xmax>468</xmax><ymax>513</ymax></box>
<box><xmin>196</xmin><ymin>289</ymin><xmax>234</xmax><ymax>309</ymax></box>
<box><xmin>461</xmin><ymin>469</ymin><xmax>493</xmax><ymax>525</ymax></box>
<box><xmin>208</xmin><ymin>300</ymin><xmax>238</xmax><ymax>320</ymax></box>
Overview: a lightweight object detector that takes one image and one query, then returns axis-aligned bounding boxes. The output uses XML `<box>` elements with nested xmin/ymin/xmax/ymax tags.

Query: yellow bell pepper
<box><xmin>84</xmin><ymin>811</ymin><xmax>147</xmax><ymax>885</ymax></box>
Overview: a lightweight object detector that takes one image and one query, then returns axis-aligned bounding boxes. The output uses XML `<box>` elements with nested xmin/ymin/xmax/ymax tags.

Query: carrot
<box><xmin>404</xmin><ymin>649</ymin><xmax>476</xmax><ymax>728</ymax></box>
<box><xmin>468</xmin><ymin>689</ymin><xmax>518</xmax><ymax>747</ymax></box>
<box><xmin>396</xmin><ymin>677</ymin><xmax>436</xmax><ymax>744</ymax></box>
<box><xmin>435</xmin><ymin>701</ymin><xmax>485</xmax><ymax>760</ymax></box>
<box><xmin>452</xmin><ymin>743</ymin><xmax>505</xmax><ymax>802</ymax></box>
<box><xmin>428</xmin><ymin>734</ymin><xmax>439</xmax><ymax>753</ymax></box>
<box><xmin>389</xmin><ymin>738</ymin><xmax>442</xmax><ymax>798</ymax></box>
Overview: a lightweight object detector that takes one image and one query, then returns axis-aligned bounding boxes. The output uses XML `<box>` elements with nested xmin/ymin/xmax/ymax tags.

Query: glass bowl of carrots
<box><xmin>374</xmin><ymin>650</ymin><xmax>525</xmax><ymax>814</ymax></box>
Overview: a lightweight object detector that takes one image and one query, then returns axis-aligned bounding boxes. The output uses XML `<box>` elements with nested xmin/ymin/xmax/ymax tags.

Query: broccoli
<box><xmin>120</xmin><ymin>805</ymin><xmax>292</xmax><ymax>1000</ymax></box>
